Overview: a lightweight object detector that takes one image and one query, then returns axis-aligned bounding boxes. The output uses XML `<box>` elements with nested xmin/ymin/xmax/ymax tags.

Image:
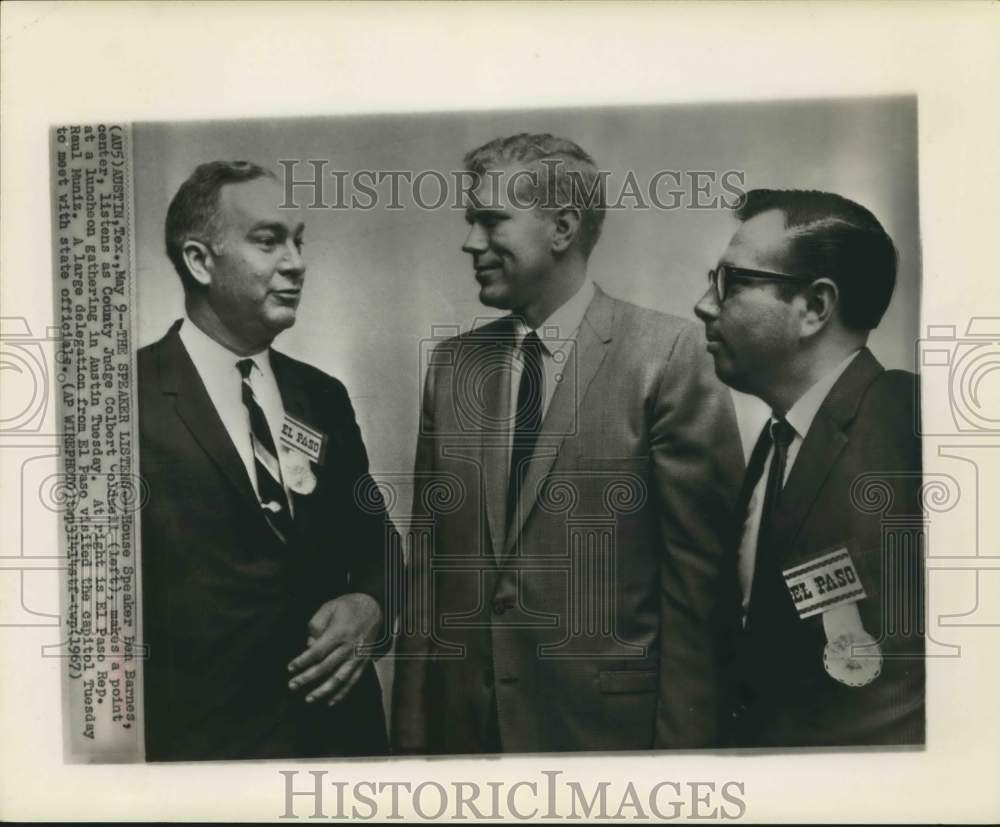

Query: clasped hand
<box><xmin>287</xmin><ymin>592</ymin><xmax>382</xmax><ymax>706</ymax></box>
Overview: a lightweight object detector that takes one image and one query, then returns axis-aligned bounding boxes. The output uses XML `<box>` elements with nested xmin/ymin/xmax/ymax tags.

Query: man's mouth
<box><xmin>474</xmin><ymin>267</ymin><xmax>501</xmax><ymax>285</ymax></box>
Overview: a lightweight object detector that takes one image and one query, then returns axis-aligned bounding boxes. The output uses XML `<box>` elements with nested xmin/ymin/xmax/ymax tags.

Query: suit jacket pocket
<box><xmin>598</xmin><ymin>669</ymin><xmax>658</xmax><ymax>694</ymax></box>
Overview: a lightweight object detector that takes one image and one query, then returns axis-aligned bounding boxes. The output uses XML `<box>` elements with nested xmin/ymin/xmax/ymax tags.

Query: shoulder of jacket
<box><xmin>607</xmin><ymin>295</ymin><xmax>696</xmax><ymax>335</ymax></box>
<box><xmin>271</xmin><ymin>349</ymin><xmax>349</xmax><ymax>399</ymax></box>
<box><xmin>864</xmin><ymin>367</ymin><xmax>918</xmax><ymax>409</ymax></box>
<box><xmin>604</xmin><ymin>297</ymin><xmax>701</xmax><ymax>359</ymax></box>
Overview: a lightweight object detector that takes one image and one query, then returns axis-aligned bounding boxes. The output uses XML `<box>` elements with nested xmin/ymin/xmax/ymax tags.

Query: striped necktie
<box><xmin>237</xmin><ymin>358</ymin><xmax>292</xmax><ymax>543</ymax></box>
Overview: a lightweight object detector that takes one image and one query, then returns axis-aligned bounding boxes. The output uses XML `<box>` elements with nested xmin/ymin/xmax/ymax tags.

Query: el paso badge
<box><xmin>782</xmin><ymin>546</ymin><xmax>882</xmax><ymax>688</ymax></box>
<box><xmin>278</xmin><ymin>413</ymin><xmax>326</xmax><ymax>496</ymax></box>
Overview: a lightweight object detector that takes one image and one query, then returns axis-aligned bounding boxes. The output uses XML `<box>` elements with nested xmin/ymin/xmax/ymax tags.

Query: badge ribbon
<box><xmin>782</xmin><ymin>546</ymin><xmax>882</xmax><ymax>688</ymax></box>
<box><xmin>278</xmin><ymin>413</ymin><xmax>326</xmax><ymax>496</ymax></box>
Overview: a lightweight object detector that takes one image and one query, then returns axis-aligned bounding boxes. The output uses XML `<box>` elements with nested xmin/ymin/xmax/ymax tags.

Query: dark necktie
<box><xmin>745</xmin><ymin>416</ymin><xmax>796</xmax><ymax>622</ymax></box>
<box><xmin>507</xmin><ymin>331</ymin><xmax>544</xmax><ymax>524</ymax></box>
<box><xmin>237</xmin><ymin>358</ymin><xmax>293</xmax><ymax>543</ymax></box>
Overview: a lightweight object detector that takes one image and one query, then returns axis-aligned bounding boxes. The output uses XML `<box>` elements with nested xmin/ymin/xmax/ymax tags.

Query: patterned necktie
<box><xmin>237</xmin><ymin>358</ymin><xmax>292</xmax><ymax>543</ymax></box>
<box><xmin>507</xmin><ymin>331</ymin><xmax>545</xmax><ymax>525</ymax></box>
<box><xmin>745</xmin><ymin>416</ymin><xmax>796</xmax><ymax>623</ymax></box>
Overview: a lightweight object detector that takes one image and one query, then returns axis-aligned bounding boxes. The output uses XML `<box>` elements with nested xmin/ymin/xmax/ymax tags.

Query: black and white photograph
<box><xmin>2</xmin><ymin>1</ymin><xmax>999</xmax><ymax>822</ymax></box>
<box><xmin>122</xmin><ymin>98</ymin><xmax>926</xmax><ymax>761</ymax></box>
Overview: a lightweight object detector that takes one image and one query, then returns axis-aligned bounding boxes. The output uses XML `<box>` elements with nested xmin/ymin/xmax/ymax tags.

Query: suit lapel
<box><xmin>770</xmin><ymin>348</ymin><xmax>884</xmax><ymax>560</ymax></box>
<box><xmin>503</xmin><ymin>290</ymin><xmax>615</xmax><ymax>556</ymax></box>
<box><xmin>159</xmin><ymin>323</ymin><xmax>259</xmax><ymax>506</ymax></box>
<box><xmin>271</xmin><ymin>350</ymin><xmax>310</xmax><ymax>422</ymax></box>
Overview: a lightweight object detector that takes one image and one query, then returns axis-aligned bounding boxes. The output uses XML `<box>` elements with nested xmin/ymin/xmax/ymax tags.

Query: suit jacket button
<box><xmin>492</xmin><ymin>599</ymin><xmax>507</xmax><ymax>616</ymax></box>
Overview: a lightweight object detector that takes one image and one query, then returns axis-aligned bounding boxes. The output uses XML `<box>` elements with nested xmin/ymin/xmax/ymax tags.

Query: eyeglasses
<box><xmin>708</xmin><ymin>264</ymin><xmax>816</xmax><ymax>302</ymax></box>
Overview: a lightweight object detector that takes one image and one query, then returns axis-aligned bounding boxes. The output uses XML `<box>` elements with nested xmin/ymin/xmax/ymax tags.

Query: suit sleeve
<box><xmin>389</xmin><ymin>355</ymin><xmax>439</xmax><ymax>753</ymax></box>
<box><xmin>650</xmin><ymin>323</ymin><xmax>744</xmax><ymax>748</ymax></box>
<box><xmin>849</xmin><ymin>371</ymin><xmax>925</xmax><ymax>744</ymax></box>
<box><xmin>333</xmin><ymin>379</ymin><xmax>402</xmax><ymax>648</ymax></box>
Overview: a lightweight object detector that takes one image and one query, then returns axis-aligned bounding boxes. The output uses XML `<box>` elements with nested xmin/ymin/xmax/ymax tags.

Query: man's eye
<box><xmin>294</xmin><ymin>238</ymin><xmax>305</xmax><ymax>251</ymax></box>
<box><xmin>254</xmin><ymin>236</ymin><xmax>278</xmax><ymax>249</ymax></box>
<box><xmin>478</xmin><ymin>215</ymin><xmax>500</xmax><ymax>228</ymax></box>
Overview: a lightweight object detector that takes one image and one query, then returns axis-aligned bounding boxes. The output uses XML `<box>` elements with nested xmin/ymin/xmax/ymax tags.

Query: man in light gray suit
<box><xmin>392</xmin><ymin>133</ymin><xmax>743</xmax><ymax>753</ymax></box>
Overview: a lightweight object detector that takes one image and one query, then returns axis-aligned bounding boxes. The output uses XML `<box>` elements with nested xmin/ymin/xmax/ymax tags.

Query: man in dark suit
<box><xmin>694</xmin><ymin>188</ymin><xmax>924</xmax><ymax>747</ymax></box>
<box><xmin>391</xmin><ymin>133</ymin><xmax>744</xmax><ymax>753</ymax></box>
<box><xmin>139</xmin><ymin>161</ymin><xmax>397</xmax><ymax>760</ymax></box>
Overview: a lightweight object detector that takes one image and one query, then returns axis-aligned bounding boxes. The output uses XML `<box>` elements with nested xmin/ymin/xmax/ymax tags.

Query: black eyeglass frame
<box><xmin>708</xmin><ymin>264</ymin><xmax>817</xmax><ymax>302</ymax></box>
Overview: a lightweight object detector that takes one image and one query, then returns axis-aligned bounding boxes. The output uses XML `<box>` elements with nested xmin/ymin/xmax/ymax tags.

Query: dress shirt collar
<box><xmin>511</xmin><ymin>278</ymin><xmax>596</xmax><ymax>356</ymax></box>
<box><xmin>781</xmin><ymin>349</ymin><xmax>861</xmax><ymax>440</ymax></box>
<box><xmin>179</xmin><ymin>314</ymin><xmax>271</xmax><ymax>385</ymax></box>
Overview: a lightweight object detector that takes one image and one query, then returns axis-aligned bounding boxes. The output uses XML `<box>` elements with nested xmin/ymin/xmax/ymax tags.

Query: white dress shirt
<box><xmin>736</xmin><ymin>349</ymin><xmax>861</xmax><ymax>621</ymax></box>
<box><xmin>508</xmin><ymin>278</ymin><xmax>596</xmax><ymax>420</ymax></box>
<box><xmin>178</xmin><ymin>316</ymin><xmax>292</xmax><ymax>504</ymax></box>
<box><xmin>506</xmin><ymin>278</ymin><xmax>596</xmax><ymax>459</ymax></box>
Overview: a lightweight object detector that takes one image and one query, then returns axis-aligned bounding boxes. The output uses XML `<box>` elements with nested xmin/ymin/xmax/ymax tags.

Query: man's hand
<box><xmin>287</xmin><ymin>593</ymin><xmax>383</xmax><ymax>706</ymax></box>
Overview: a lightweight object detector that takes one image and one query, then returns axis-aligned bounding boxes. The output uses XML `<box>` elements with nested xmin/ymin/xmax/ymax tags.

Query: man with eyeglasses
<box><xmin>695</xmin><ymin>188</ymin><xmax>924</xmax><ymax>747</ymax></box>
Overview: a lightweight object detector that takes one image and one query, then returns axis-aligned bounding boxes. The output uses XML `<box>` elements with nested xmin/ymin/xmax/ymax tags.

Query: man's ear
<box><xmin>181</xmin><ymin>239</ymin><xmax>214</xmax><ymax>288</ymax></box>
<box><xmin>551</xmin><ymin>207</ymin><xmax>582</xmax><ymax>254</ymax></box>
<box><xmin>801</xmin><ymin>277</ymin><xmax>838</xmax><ymax>337</ymax></box>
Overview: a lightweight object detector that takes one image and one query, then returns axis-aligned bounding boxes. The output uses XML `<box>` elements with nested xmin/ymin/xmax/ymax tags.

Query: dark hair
<box><xmin>164</xmin><ymin>161</ymin><xmax>276</xmax><ymax>290</ymax></box>
<box><xmin>463</xmin><ymin>133</ymin><xmax>606</xmax><ymax>256</ymax></box>
<box><xmin>735</xmin><ymin>189</ymin><xmax>898</xmax><ymax>331</ymax></box>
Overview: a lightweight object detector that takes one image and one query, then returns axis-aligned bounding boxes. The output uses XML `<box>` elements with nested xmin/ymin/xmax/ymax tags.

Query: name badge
<box><xmin>279</xmin><ymin>413</ymin><xmax>327</xmax><ymax>465</ymax></box>
<box><xmin>782</xmin><ymin>546</ymin><xmax>866</xmax><ymax>620</ymax></box>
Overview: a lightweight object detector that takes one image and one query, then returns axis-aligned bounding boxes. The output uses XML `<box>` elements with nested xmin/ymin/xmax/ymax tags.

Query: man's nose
<box><xmin>279</xmin><ymin>240</ymin><xmax>306</xmax><ymax>276</ymax></box>
<box><xmin>461</xmin><ymin>224</ymin><xmax>488</xmax><ymax>255</ymax></box>
<box><xmin>694</xmin><ymin>286</ymin><xmax>719</xmax><ymax>322</ymax></box>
